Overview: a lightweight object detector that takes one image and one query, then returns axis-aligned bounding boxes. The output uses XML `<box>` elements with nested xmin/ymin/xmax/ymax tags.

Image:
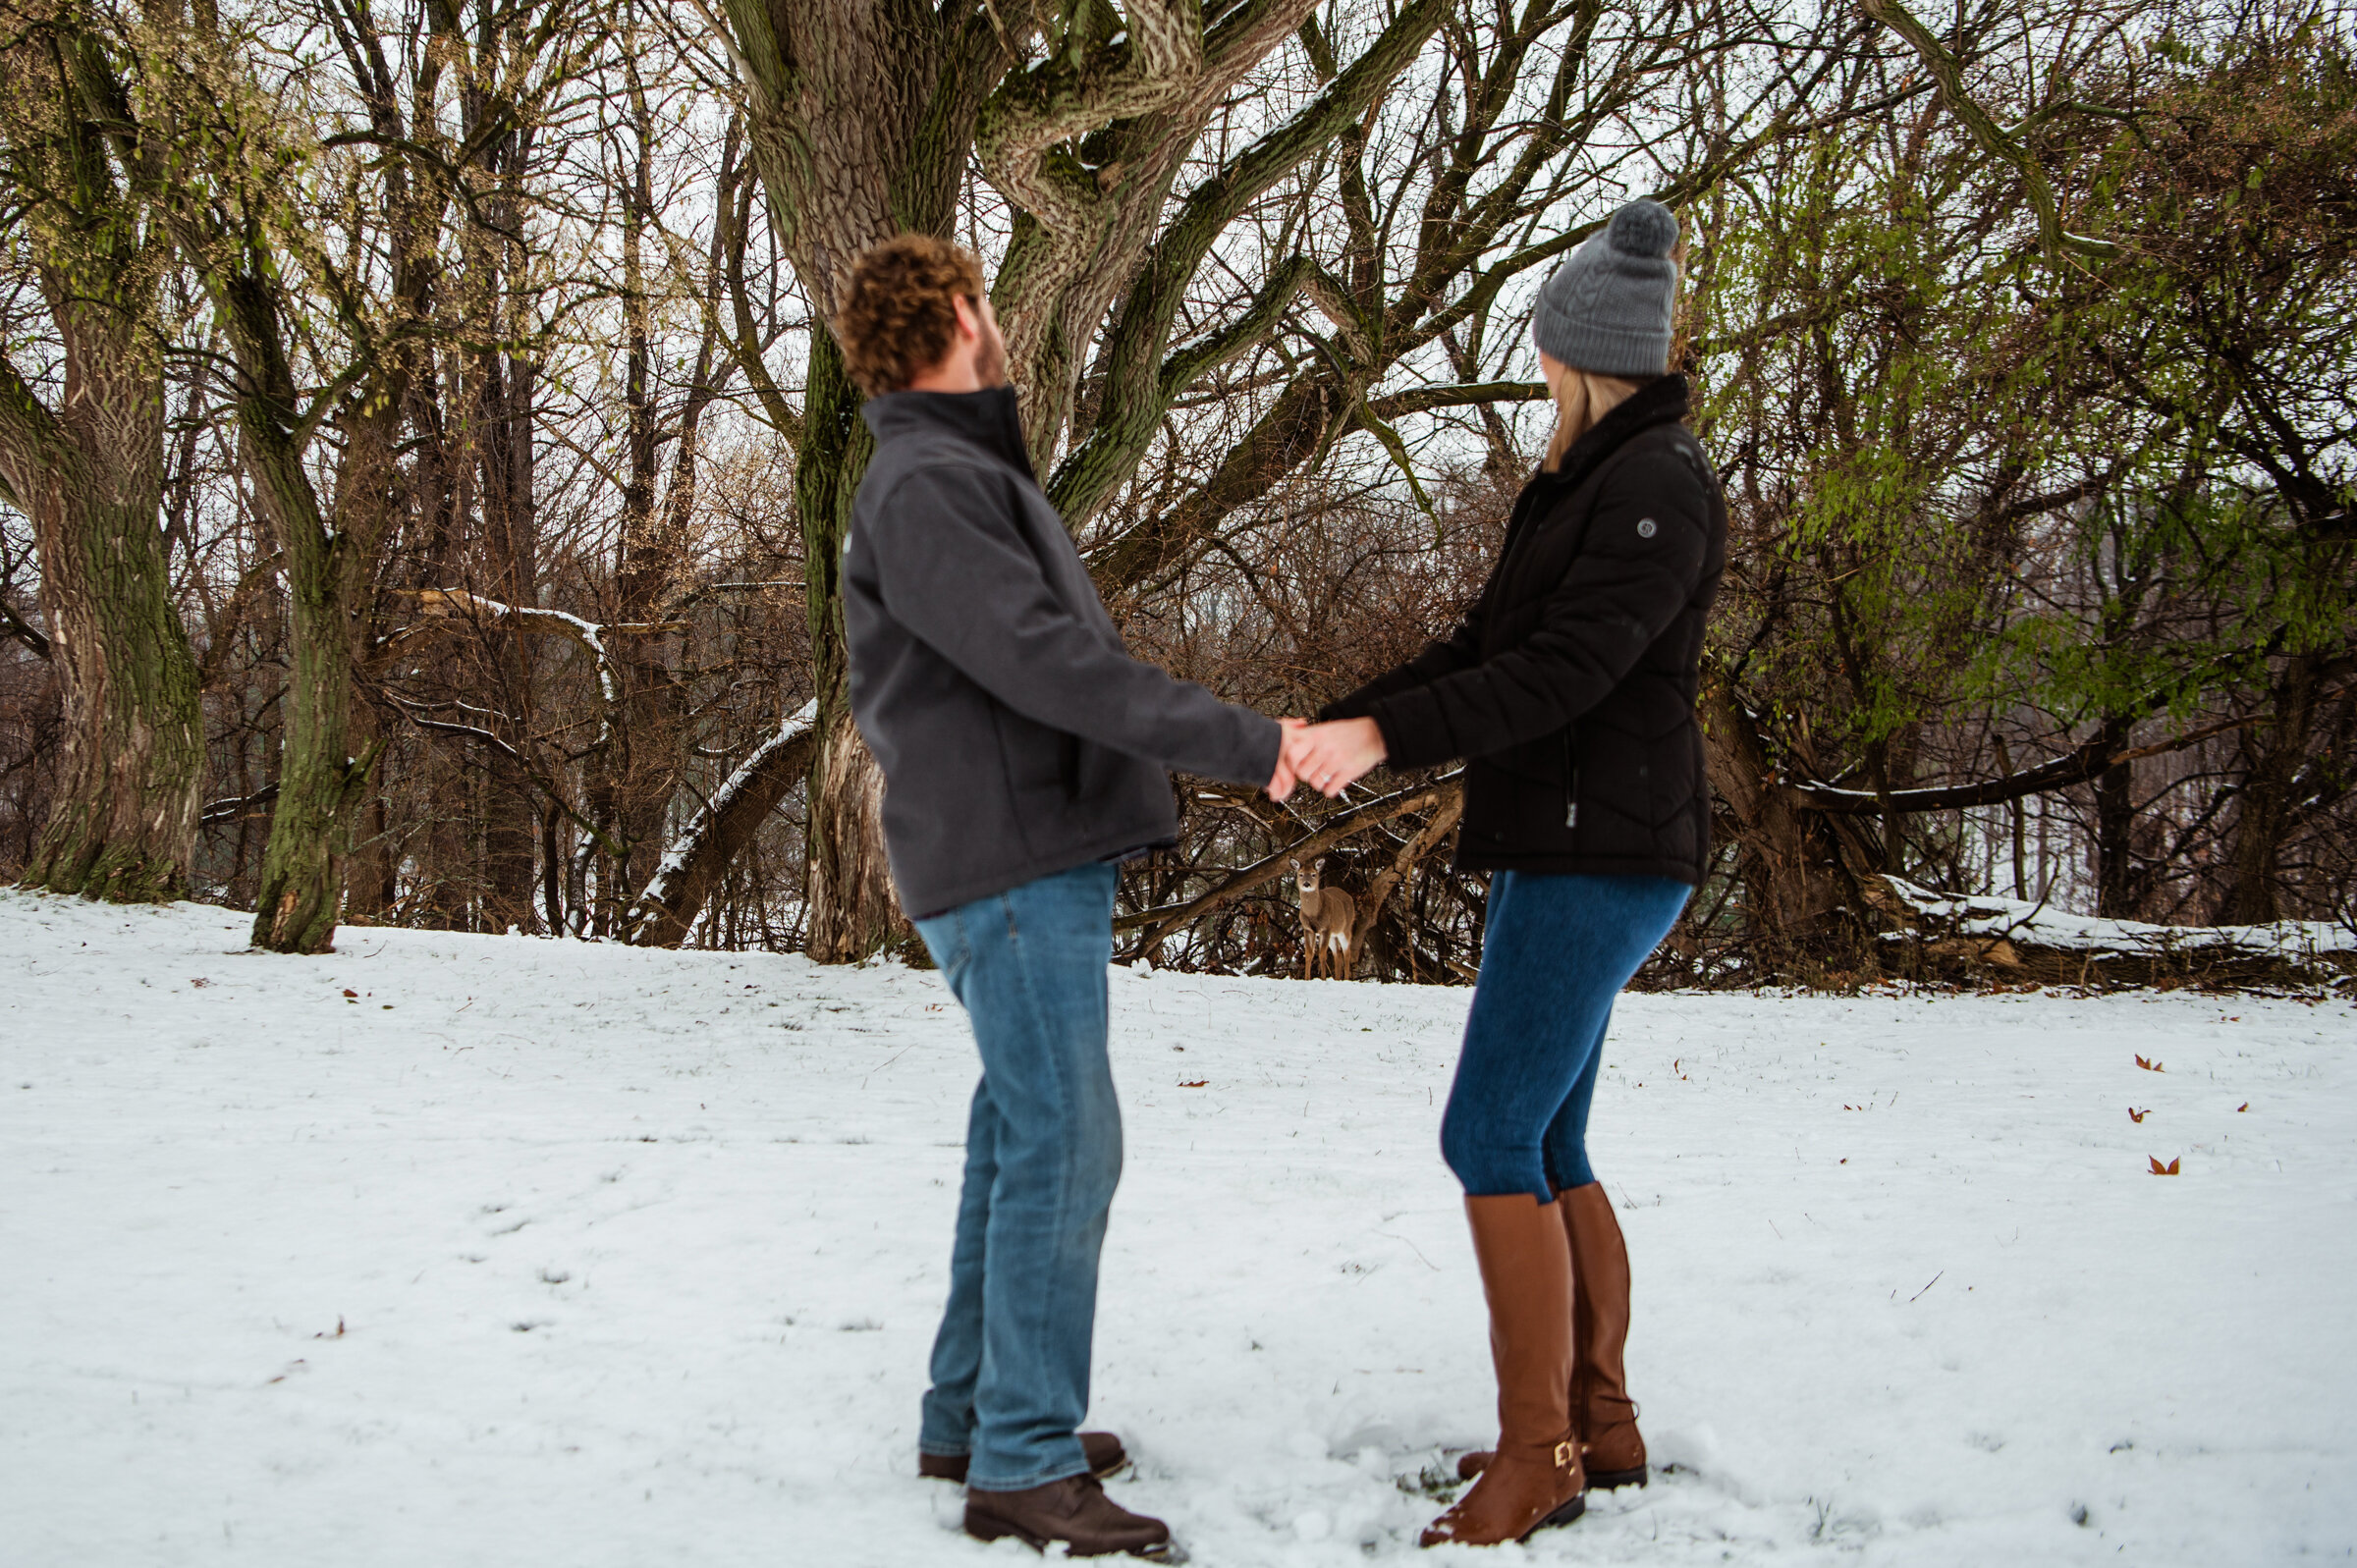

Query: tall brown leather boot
<box><xmin>1453</xmin><ymin>1185</ymin><xmax>1650</xmax><ymax>1489</ymax></box>
<box><xmin>1562</xmin><ymin>1181</ymin><xmax>1648</xmax><ymax>1489</ymax></box>
<box><xmin>1419</xmin><ymin>1195</ymin><xmax>1586</xmax><ymax>1547</ymax></box>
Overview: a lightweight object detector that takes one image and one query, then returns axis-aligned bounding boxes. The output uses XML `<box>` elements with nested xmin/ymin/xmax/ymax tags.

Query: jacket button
<box><xmin>1636</xmin><ymin>517</ymin><xmax>1658</xmax><ymax>538</ymax></box>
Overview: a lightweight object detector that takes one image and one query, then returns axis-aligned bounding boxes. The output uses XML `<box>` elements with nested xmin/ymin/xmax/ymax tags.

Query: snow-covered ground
<box><xmin>4</xmin><ymin>888</ymin><xmax>2353</xmax><ymax>1567</ymax></box>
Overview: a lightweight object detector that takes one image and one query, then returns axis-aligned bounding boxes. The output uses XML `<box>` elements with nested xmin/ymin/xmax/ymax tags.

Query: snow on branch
<box><xmin>620</xmin><ymin>699</ymin><xmax>818</xmax><ymax>945</ymax></box>
<box><xmin>392</xmin><ymin>588</ymin><xmax>633</xmax><ymax>714</ymax></box>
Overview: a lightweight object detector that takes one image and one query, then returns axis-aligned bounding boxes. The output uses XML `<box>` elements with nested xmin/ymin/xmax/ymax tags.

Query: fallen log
<box><xmin>1869</xmin><ymin>875</ymin><xmax>2357</xmax><ymax>989</ymax></box>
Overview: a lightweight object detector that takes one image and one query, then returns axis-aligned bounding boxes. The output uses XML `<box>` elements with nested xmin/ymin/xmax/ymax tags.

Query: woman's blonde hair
<box><xmin>1542</xmin><ymin>362</ymin><xmax>1645</xmax><ymax>472</ymax></box>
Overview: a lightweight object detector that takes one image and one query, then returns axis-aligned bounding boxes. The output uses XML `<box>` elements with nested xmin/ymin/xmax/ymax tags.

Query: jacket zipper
<box><xmin>1562</xmin><ymin>732</ymin><xmax>1579</xmax><ymax>831</ymax></box>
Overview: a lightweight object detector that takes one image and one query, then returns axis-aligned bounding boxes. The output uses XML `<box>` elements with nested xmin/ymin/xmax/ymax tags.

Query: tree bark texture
<box><xmin>12</xmin><ymin>467</ymin><xmax>203</xmax><ymax>902</ymax></box>
<box><xmin>0</xmin><ymin>33</ymin><xmax>202</xmax><ymax>902</ymax></box>
<box><xmin>2092</xmin><ymin>714</ymin><xmax>2138</xmax><ymax>919</ymax></box>
<box><xmin>246</xmin><ymin>491</ymin><xmax>381</xmax><ymax>952</ymax></box>
<box><xmin>213</xmin><ymin>258</ymin><xmax>410</xmax><ymax>953</ymax></box>
<box><xmin>1019</xmin><ymin>0</ymin><xmax>1446</xmax><ymax>518</ymax></box>
<box><xmin>1698</xmin><ymin>666</ymin><xmax>1870</xmax><ymax>957</ymax></box>
<box><xmin>2219</xmin><ymin>653</ymin><xmax>2325</xmax><ymax>925</ymax></box>
<box><xmin>801</xmin><ymin>708</ymin><xmax>906</xmax><ymax>960</ymax></box>
<box><xmin>793</xmin><ymin>328</ymin><xmax>904</xmax><ymax>961</ymax></box>
<box><xmin>720</xmin><ymin>0</ymin><xmax>1014</xmax><ymax>961</ymax></box>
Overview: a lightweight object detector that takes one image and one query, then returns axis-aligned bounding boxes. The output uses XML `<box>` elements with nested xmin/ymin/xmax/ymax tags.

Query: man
<box><xmin>837</xmin><ymin>234</ymin><xmax>1298</xmax><ymax>1558</ymax></box>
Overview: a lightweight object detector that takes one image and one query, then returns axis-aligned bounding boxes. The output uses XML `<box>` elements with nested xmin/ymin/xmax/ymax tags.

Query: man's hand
<box><xmin>1267</xmin><ymin>717</ymin><xmax>1307</xmax><ymax>801</ymax></box>
<box><xmin>1286</xmin><ymin>717</ymin><xmax>1387</xmax><ymax>797</ymax></box>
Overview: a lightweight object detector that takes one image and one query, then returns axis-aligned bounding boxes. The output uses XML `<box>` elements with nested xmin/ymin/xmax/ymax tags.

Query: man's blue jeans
<box><xmin>910</xmin><ymin>861</ymin><xmax>1123</xmax><ymax>1491</ymax></box>
<box><xmin>1440</xmin><ymin>871</ymin><xmax>1690</xmax><ymax>1200</ymax></box>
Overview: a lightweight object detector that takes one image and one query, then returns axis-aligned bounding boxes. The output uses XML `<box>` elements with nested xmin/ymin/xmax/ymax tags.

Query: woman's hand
<box><xmin>1284</xmin><ymin>717</ymin><xmax>1387</xmax><ymax>797</ymax></box>
<box><xmin>1267</xmin><ymin>717</ymin><xmax>1306</xmax><ymax>801</ymax></box>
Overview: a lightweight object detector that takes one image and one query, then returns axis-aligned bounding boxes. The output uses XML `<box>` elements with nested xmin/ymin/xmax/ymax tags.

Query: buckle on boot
<box><xmin>1554</xmin><ymin>1440</ymin><xmax>1576</xmax><ymax>1470</ymax></box>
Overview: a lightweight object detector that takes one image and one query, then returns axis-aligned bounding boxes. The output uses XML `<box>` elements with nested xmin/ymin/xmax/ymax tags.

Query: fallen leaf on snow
<box><xmin>1178</xmin><ymin>1080</ymin><xmax>1208</xmax><ymax>1089</ymax></box>
<box><xmin>2135</xmin><ymin>1054</ymin><xmax>2164</xmax><ymax>1072</ymax></box>
<box><xmin>2148</xmin><ymin>1156</ymin><xmax>2180</xmax><ymax>1175</ymax></box>
<box><xmin>2128</xmin><ymin>1108</ymin><xmax>2148</xmax><ymax>1123</ymax></box>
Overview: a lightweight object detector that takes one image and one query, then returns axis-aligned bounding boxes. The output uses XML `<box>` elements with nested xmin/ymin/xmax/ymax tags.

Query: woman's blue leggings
<box><xmin>1440</xmin><ymin>871</ymin><xmax>1691</xmax><ymax>1200</ymax></box>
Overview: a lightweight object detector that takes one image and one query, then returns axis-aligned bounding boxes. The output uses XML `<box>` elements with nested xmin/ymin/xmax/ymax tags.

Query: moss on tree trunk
<box><xmin>0</xmin><ymin>22</ymin><xmax>202</xmax><ymax>904</ymax></box>
<box><xmin>247</xmin><ymin>524</ymin><xmax>377</xmax><ymax>953</ymax></box>
<box><xmin>19</xmin><ymin>489</ymin><xmax>202</xmax><ymax>902</ymax></box>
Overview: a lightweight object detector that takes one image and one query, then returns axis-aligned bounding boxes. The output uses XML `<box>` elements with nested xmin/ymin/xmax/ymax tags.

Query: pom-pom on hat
<box><xmin>1531</xmin><ymin>199</ymin><xmax>1680</xmax><ymax>377</ymax></box>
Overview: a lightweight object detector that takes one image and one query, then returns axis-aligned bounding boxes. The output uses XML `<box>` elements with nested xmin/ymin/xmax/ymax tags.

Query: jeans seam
<box><xmin>999</xmin><ymin>893</ymin><xmax>1080</xmax><ymax>1275</ymax></box>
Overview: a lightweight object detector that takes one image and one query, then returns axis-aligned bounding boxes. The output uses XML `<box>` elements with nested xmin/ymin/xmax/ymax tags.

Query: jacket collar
<box><xmin>1539</xmin><ymin>373</ymin><xmax>1690</xmax><ymax>497</ymax></box>
<box><xmin>861</xmin><ymin>384</ymin><xmax>1036</xmax><ymax>481</ymax></box>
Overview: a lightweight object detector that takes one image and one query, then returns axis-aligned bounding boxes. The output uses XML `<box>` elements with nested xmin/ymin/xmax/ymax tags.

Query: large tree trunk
<box><xmin>0</xmin><ymin>36</ymin><xmax>201</xmax><ymax>901</ymax></box>
<box><xmin>213</xmin><ymin>259</ymin><xmax>408</xmax><ymax>953</ymax></box>
<box><xmin>471</xmin><ymin>342</ymin><xmax>540</xmax><ymax>933</ymax></box>
<box><xmin>1698</xmin><ymin>663</ymin><xmax>1870</xmax><ymax>962</ymax></box>
<box><xmin>721</xmin><ymin>0</ymin><xmax>1008</xmax><ymax>960</ymax></box>
<box><xmin>2218</xmin><ymin>653</ymin><xmax>2324</xmax><ymax>925</ymax></box>
<box><xmin>791</xmin><ymin>331</ymin><xmax>904</xmax><ymax>959</ymax></box>
<box><xmin>2092</xmin><ymin>713</ymin><xmax>2138</xmax><ymax>919</ymax></box>
<box><xmin>803</xmin><ymin>709</ymin><xmax>903</xmax><ymax>958</ymax></box>
<box><xmin>16</xmin><ymin>475</ymin><xmax>202</xmax><ymax>901</ymax></box>
<box><xmin>246</xmin><ymin>504</ymin><xmax>377</xmax><ymax>951</ymax></box>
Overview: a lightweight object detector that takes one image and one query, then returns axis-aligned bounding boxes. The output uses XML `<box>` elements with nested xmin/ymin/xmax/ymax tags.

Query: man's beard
<box><xmin>974</xmin><ymin>322</ymin><xmax>1010</xmax><ymax>389</ymax></box>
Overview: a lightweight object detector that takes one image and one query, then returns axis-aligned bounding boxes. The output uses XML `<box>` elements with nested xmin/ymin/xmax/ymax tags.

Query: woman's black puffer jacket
<box><xmin>1318</xmin><ymin>375</ymin><xmax>1727</xmax><ymax>885</ymax></box>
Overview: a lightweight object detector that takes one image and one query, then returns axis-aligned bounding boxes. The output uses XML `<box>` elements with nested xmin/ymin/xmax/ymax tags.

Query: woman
<box><xmin>1285</xmin><ymin>198</ymin><xmax>1727</xmax><ymax>1548</ymax></box>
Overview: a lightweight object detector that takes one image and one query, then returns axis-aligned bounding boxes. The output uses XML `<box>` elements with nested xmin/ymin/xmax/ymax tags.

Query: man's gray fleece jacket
<box><xmin>844</xmin><ymin>387</ymin><xmax>1281</xmax><ymax>918</ymax></box>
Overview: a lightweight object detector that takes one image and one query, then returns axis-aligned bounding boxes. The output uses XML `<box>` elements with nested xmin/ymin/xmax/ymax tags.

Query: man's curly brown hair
<box><xmin>834</xmin><ymin>235</ymin><xmax>987</xmax><ymax>398</ymax></box>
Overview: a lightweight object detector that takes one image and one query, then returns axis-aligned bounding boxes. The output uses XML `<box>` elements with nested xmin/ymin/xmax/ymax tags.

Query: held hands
<box><xmin>1267</xmin><ymin>718</ymin><xmax>1306</xmax><ymax>801</ymax></box>
<box><xmin>1267</xmin><ymin>716</ymin><xmax>1386</xmax><ymax>801</ymax></box>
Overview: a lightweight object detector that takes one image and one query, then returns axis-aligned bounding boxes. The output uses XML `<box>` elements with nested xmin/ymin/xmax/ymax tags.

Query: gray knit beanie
<box><xmin>1530</xmin><ymin>199</ymin><xmax>1680</xmax><ymax>377</ymax></box>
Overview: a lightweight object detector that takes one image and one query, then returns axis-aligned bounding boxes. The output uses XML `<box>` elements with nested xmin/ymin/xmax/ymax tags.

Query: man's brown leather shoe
<box><xmin>920</xmin><ymin>1431</ymin><xmax>1128</xmax><ymax>1483</ymax></box>
<box><xmin>964</xmin><ymin>1473</ymin><xmax>1173</xmax><ymax>1558</ymax></box>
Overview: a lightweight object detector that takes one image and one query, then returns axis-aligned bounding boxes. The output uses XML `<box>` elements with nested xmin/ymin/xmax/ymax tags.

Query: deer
<box><xmin>1293</xmin><ymin>858</ymin><xmax>1356</xmax><ymax>981</ymax></box>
